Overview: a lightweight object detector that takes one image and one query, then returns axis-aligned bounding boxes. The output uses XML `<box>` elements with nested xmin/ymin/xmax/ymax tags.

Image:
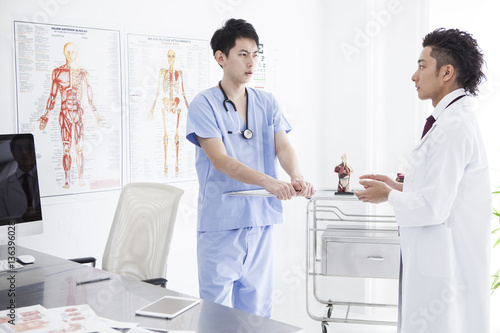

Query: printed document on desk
<box><xmin>224</xmin><ymin>189</ymin><xmax>276</xmax><ymax>197</ymax></box>
<box><xmin>0</xmin><ymin>304</ymin><xmax>119</xmax><ymax>333</ymax></box>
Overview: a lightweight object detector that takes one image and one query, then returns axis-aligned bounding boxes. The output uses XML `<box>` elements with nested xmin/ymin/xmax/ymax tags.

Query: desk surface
<box><xmin>0</xmin><ymin>246</ymin><xmax>304</xmax><ymax>333</ymax></box>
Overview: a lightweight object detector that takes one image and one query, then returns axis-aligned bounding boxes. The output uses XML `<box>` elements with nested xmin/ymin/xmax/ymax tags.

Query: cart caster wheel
<box><xmin>326</xmin><ymin>304</ymin><xmax>333</xmax><ymax>318</ymax></box>
<box><xmin>321</xmin><ymin>321</ymin><xmax>329</xmax><ymax>333</ymax></box>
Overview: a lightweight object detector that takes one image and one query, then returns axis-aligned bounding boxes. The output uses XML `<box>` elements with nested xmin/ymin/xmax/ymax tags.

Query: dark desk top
<box><xmin>0</xmin><ymin>245</ymin><xmax>304</xmax><ymax>333</ymax></box>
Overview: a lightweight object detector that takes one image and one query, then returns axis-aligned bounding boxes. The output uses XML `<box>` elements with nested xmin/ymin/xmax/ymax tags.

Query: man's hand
<box><xmin>359</xmin><ymin>174</ymin><xmax>403</xmax><ymax>192</ymax></box>
<box><xmin>264</xmin><ymin>177</ymin><xmax>315</xmax><ymax>200</ymax></box>
<box><xmin>354</xmin><ymin>179</ymin><xmax>392</xmax><ymax>204</ymax></box>
<box><xmin>291</xmin><ymin>176</ymin><xmax>315</xmax><ymax>198</ymax></box>
<box><xmin>264</xmin><ymin>179</ymin><xmax>298</xmax><ymax>200</ymax></box>
<box><xmin>22</xmin><ymin>207</ymin><xmax>37</xmax><ymax>221</ymax></box>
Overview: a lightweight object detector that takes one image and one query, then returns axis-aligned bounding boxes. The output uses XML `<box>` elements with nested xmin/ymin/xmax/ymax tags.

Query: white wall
<box><xmin>275</xmin><ymin>1</ymin><xmax>427</xmax><ymax>331</ymax></box>
<box><xmin>1</xmin><ymin>0</ymin><xmax>499</xmax><ymax>332</ymax></box>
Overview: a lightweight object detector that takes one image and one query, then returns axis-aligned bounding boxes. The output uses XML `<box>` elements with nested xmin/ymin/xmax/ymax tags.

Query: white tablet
<box><xmin>224</xmin><ymin>189</ymin><xmax>276</xmax><ymax>197</ymax></box>
<box><xmin>135</xmin><ymin>296</ymin><xmax>200</xmax><ymax>319</ymax></box>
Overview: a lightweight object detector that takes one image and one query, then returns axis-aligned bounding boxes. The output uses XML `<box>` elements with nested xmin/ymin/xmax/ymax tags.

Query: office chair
<box><xmin>71</xmin><ymin>182</ymin><xmax>184</xmax><ymax>288</ymax></box>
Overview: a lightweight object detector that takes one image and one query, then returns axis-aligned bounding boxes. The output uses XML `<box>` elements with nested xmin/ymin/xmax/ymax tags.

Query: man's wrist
<box><xmin>385</xmin><ymin>187</ymin><xmax>393</xmax><ymax>200</ymax></box>
<box><xmin>387</xmin><ymin>189</ymin><xmax>401</xmax><ymax>206</ymax></box>
<box><xmin>257</xmin><ymin>173</ymin><xmax>275</xmax><ymax>188</ymax></box>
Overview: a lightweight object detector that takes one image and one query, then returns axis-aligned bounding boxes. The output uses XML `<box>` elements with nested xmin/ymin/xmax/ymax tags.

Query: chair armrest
<box><xmin>69</xmin><ymin>257</ymin><xmax>97</xmax><ymax>267</ymax></box>
<box><xmin>143</xmin><ymin>278</ymin><xmax>167</xmax><ymax>288</ymax></box>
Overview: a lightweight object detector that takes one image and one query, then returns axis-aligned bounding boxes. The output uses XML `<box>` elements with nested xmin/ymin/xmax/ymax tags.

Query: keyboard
<box><xmin>0</xmin><ymin>259</ymin><xmax>24</xmax><ymax>272</ymax></box>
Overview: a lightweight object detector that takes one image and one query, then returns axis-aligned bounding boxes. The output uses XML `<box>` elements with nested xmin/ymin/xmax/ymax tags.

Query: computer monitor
<box><xmin>0</xmin><ymin>133</ymin><xmax>43</xmax><ymax>243</ymax></box>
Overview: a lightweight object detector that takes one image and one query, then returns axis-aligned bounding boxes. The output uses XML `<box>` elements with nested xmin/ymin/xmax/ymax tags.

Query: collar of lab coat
<box><xmin>431</xmin><ymin>88</ymin><xmax>466</xmax><ymax>121</ymax></box>
<box><xmin>415</xmin><ymin>88</ymin><xmax>466</xmax><ymax>149</ymax></box>
<box><xmin>15</xmin><ymin>167</ymin><xmax>36</xmax><ymax>180</ymax></box>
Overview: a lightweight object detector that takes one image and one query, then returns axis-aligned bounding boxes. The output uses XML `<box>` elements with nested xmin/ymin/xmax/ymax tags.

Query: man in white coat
<box><xmin>355</xmin><ymin>28</ymin><xmax>490</xmax><ymax>333</ymax></box>
<box><xmin>0</xmin><ymin>134</ymin><xmax>42</xmax><ymax>224</ymax></box>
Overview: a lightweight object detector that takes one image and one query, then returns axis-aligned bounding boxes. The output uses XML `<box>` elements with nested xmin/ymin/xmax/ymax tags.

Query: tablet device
<box><xmin>224</xmin><ymin>189</ymin><xmax>276</xmax><ymax>197</ymax></box>
<box><xmin>135</xmin><ymin>296</ymin><xmax>200</xmax><ymax>319</ymax></box>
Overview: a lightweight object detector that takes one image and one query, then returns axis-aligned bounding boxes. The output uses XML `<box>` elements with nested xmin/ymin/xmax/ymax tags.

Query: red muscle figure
<box><xmin>38</xmin><ymin>42</ymin><xmax>103</xmax><ymax>189</ymax></box>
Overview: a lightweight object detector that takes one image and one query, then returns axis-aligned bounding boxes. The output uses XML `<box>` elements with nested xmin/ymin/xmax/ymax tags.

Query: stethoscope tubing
<box><xmin>218</xmin><ymin>81</ymin><xmax>253</xmax><ymax>139</ymax></box>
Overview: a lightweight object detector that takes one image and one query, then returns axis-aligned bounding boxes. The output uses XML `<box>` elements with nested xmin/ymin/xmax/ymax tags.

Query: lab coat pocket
<box><xmin>407</xmin><ymin>140</ymin><xmax>431</xmax><ymax>182</ymax></box>
<box><xmin>416</xmin><ymin>225</ymin><xmax>453</xmax><ymax>278</ymax></box>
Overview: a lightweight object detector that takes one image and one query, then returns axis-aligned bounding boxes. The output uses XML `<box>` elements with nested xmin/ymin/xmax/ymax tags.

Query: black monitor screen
<box><xmin>0</xmin><ymin>133</ymin><xmax>42</xmax><ymax>226</ymax></box>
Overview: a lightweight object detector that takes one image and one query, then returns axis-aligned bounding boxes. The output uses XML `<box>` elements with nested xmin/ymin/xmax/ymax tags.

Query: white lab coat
<box><xmin>0</xmin><ymin>168</ymin><xmax>41</xmax><ymax>222</ymax></box>
<box><xmin>388</xmin><ymin>89</ymin><xmax>491</xmax><ymax>333</ymax></box>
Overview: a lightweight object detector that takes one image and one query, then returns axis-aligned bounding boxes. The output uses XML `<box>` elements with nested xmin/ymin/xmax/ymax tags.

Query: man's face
<box><xmin>12</xmin><ymin>139</ymin><xmax>35</xmax><ymax>171</ymax></box>
<box><xmin>222</xmin><ymin>38</ymin><xmax>259</xmax><ymax>85</ymax></box>
<box><xmin>411</xmin><ymin>46</ymin><xmax>444</xmax><ymax>105</ymax></box>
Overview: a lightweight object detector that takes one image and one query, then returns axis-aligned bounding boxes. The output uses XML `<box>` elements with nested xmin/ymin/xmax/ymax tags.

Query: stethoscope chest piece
<box><xmin>219</xmin><ymin>81</ymin><xmax>252</xmax><ymax>140</ymax></box>
<box><xmin>243</xmin><ymin>129</ymin><xmax>253</xmax><ymax>140</ymax></box>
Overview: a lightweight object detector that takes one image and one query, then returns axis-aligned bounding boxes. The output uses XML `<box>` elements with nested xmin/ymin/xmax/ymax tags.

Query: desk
<box><xmin>0</xmin><ymin>246</ymin><xmax>304</xmax><ymax>333</ymax></box>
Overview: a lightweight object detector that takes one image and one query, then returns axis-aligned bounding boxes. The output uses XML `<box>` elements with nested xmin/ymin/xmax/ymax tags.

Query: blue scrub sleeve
<box><xmin>186</xmin><ymin>93</ymin><xmax>222</xmax><ymax>147</ymax></box>
<box><xmin>271</xmin><ymin>96</ymin><xmax>291</xmax><ymax>134</ymax></box>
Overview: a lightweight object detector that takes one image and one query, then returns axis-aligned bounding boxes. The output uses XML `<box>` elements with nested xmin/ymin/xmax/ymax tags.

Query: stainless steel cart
<box><xmin>306</xmin><ymin>194</ymin><xmax>400</xmax><ymax>332</ymax></box>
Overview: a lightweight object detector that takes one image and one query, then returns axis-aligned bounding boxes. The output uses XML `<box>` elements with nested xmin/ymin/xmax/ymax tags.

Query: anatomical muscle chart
<box><xmin>14</xmin><ymin>21</ymin><xmax>122</xmax><ymax>197</ymax></box>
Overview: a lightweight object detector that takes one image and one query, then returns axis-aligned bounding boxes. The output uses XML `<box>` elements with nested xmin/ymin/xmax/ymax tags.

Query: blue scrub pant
<box><xmin>197</xmin><ymin>225</ymin><xmax>274</xmax><ymax>318</ymax></box>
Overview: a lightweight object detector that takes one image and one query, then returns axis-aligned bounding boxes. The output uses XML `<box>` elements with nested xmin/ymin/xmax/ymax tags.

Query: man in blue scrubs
<box><xmin>186</xmin><ymin>18</ymin><xmax>314</xmax><ymax>318</ymax></box>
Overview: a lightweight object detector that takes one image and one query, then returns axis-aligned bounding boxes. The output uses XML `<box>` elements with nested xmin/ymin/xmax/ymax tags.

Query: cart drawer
<box><xmin>321</xmin><ymin>229</ymin><xmax>400</xmax><ymax>279</ymax></box>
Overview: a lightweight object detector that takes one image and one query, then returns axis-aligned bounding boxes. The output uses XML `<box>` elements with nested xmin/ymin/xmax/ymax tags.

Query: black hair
<box><xmin>10</xmin><ymin>134</ymin><xmax>33</xmax><ymax>154</ymax></box>
<box><xmin>422</xmin><ymin>28</ymin><xmax>485</xmax><ymax>96</ymax></box>
<box><xmin>210</xmin><ymin>18</ymin><xmax>259</xmax><ymax>57</ymax></box>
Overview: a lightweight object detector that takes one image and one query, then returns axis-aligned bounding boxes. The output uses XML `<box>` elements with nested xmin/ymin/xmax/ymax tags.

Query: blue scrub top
<box><xmin>186</xmin><ymin>86</ymin><xmax>291</xmax><ymax>231</ymax></box>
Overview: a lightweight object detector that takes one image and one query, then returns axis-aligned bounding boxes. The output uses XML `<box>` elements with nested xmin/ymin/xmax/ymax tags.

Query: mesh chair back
<box><xmin>102</xmin><ymin>182</ymin><xmax>184</xmax><ymax>281</ymax></box>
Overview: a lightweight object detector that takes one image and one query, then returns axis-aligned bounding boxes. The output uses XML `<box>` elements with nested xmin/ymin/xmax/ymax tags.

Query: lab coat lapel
<box><xmin>413</xmin><ymin>122</ymin><xmax>438</xmax><ymax>151</ymax></box>
<box><xmin>413</xmin><ymin>94</ymin><xmax>466</xmax><ymax>152</ymax></box>
<box><xmin>9</xmin><ymin>174</ymin><xmax>26</xmax><ymax>197</ymax></box>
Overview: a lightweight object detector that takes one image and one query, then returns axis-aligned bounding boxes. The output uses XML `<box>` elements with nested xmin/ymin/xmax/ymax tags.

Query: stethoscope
<box><xmin>218</xmin><ymin>81</ymin><xmax>253</xmax><ymax>140</ymax></box>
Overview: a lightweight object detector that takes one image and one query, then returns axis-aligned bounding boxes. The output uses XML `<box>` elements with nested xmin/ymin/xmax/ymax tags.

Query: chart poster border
<box><xmin>127</xmin><ymin>33</ymin><xmax>208</xmax><ymax>184</ymax></box>
<box><xmin>14</xmin><ymin>20</ymin><xmax>123</xmax><ymax>197</ymax></box>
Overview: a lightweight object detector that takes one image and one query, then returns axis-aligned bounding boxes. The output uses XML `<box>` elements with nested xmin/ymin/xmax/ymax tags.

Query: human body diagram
<box><xmin>148</xmin><ymin>50</ymin><xmax>189</xmax><ymax>178</ymax></box>
<box><xmin>38</xmin><ymin>42</ymin><xmax>104</xmax><ymax>189</ymax></box>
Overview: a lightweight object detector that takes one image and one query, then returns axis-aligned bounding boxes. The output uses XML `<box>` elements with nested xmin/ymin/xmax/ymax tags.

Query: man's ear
<box><xmin>215</xmin><ymin>50</ymin><xmax>226</xmax><ymax>68</ymax></box>
<box><xmin>441</xmin><ymin>64</ymin><xmax>455</xmax><ymax>83</ymax></box>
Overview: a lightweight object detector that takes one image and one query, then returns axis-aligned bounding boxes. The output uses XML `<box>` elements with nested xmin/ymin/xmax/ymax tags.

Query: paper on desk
<box><xmin>0</xmin><ymin>304</ymin><xmax>121</xmax><ymax>333</ymax></box>
<box><xmin>0</xmin><ymin>304</ymin><xmax>65</xmax><ymax>333</ymax></box>
<box><xmin>51</xmin><ymin>304</ymin><xmax>119</xmax><ymax>332</ymax></box>
<box><xmin>224</xmin><ymin>189</ymin><xmax>276</xmax><ymax>197</ymax></box>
